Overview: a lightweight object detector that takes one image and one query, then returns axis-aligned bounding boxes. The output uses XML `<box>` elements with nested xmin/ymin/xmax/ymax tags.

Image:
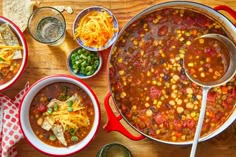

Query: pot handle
<box><xmin>103</xmin><ymin>92</ymin><xmax>145</xmax><ymax>140</ymax></box>
<box><xmin>214</xmin><ymin>5</ymin><xmax>236</xmax><ymax>25</ymax></box>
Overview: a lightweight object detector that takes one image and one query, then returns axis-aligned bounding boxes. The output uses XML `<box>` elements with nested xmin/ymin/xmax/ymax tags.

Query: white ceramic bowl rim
<box><xmin>19</xmin><ymin>74</ymin><xmax>101</xmax><ymax>156</ymax></box>
<box><xmin>72</xmin><ymin>6</ymin><xmax>119</xmax><ymax>51</ymax></box>
<box><xmin>0</xmin><ymin>16</ymin><xmax>28</xmax><ymax>91</ymax></box>
<box><xmin>67</xmin><ymin>47</ymin><xmax>103</xmax><ymax>79</ymax></box>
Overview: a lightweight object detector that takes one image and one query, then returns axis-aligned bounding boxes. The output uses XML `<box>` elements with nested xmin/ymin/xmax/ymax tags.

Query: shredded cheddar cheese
<box><xmin>74</xmin><ymin>10</ymin><xmax>117</xmax><ymax>48</ymax></box>
<box><xmin>45</xmin><ymin>94</ymin><xmax>90</xmax><ymax>131</ymax></box>
<box><xmin>0</xmin><ymin>45</ymin><xmax>22</xmax><ymax>69</ymax></box>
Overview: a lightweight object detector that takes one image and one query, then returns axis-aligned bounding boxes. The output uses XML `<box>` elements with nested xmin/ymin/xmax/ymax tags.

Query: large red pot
<box><xmin>104</xmin><ymin>1</ymin><xmax>236</xmax><ymax>145</ymax></box>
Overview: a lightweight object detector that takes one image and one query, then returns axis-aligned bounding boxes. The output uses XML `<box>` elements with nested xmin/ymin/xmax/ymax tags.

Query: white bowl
<box><xmin>0</xmin><ymin>16</ymin><xmax>28</xmax><ymax>91</ymax></box>
<box><xmin>19</xmin><ymin>74</ymin><xmax>101</xmax><ymax>156</ymax></box>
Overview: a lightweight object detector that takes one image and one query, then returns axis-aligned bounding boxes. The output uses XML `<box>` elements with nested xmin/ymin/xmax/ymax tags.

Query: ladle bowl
<box><xmin>183</xmin><ymin>34</ymin><xmax>236</xmax><ymax>157</ymax></box>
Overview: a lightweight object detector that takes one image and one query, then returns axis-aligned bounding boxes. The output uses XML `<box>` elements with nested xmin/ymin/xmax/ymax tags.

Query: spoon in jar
<box><xmin>183</xmin><ymin>34</ymin><xmax>236</xmax><ymax>157</ymax></box>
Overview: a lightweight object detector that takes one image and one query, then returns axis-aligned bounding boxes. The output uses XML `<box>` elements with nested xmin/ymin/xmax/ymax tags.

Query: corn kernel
<box><xmin>187</xmin><ymin>63</ymin><xmax>194</xmax><ymax>67</ymax></box>
<box><xmin>120</xmin><ymin>92</ymin><xmax>126</xmax><ymax>98</ymax></box>
<box><xmin>181</xmin><ymin>135</ymin><xmax>186</xmax><ymax>141</ymax></box>
<box><xmin>186</xmin><ymin>41</ymin><xmax>191</xmax><ymax>45</ymax></box>
<box><xmin>133</xmin><ymin>40</ymin><xmax>138</xmax><ymax>45</ymax></box>
<box><xmin>199</xmin><ymin>38</ymin><xmax>204</xmax><ymax>44</ymax></box>
<box><xmin>119</xmin><ymin>70</ymin><xmax>125</xmax><ymax>75</ymax></box>
<box><xmin>172</xmin><ymin>136</ymin><xmax>177</xmax><ymax>141</ymax></box>
<box><xmin>152</xmin><ymin>80</ymin><xmax>157</xmax><ymax>85</ymax></box>
<box><xmin>118</xmin><ymin>58</ymin><xmax>123</xmax><ymax>63</ymax></box>
<box><xmin>191</xmin><ymin>112</ymin><xmax>196</xmax><ymax>117</ymax></box>
<box><xmin>153</xmin><ymin>99</ymin><xmax>158</xmax><ymax>105</ymax></box>
<box><xmin>145</xmin><ymin>102</ymin><xmax>150</xmax><ymax>108</ymax></box>
<box><xmin>156</xmin><ymin>130</ymin><xmax>160</xmax><ymax>135</ymax></box>
<box><xmin>200</xmin><ymin>72</ymin><xmax>205</xmax><ymax>78</ymax></box>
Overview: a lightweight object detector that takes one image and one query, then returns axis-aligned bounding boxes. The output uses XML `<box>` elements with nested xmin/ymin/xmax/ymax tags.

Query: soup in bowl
<box><xmin>0</xmin><ymin>16</ymin><xmax>28</xmax><ymax>91</ymax></box>
<box><xmin>19</xmin><ymin>74</ymin><xmax>100</xmax><ymax>156</ymax></box>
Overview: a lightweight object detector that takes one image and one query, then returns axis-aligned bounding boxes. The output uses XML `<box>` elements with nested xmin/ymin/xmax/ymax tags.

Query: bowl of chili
<box><xmin>19</xmin><ymin>74</ymin><xmax>101</xmax><ymax>156</ymax></box>
<box><xmin>0</xmin><ymin>16</ymin><xmax>28</xmax><ymax>91</ymax></box>
<box><xmin>105</xmin><ymin>1</ymin><xmax>236</xmax><ymax>145</ymax></box>
<box><xmin>72</xmin><ymin>6</ymin><xmax>119</xmax><ymax>51</ymax></box>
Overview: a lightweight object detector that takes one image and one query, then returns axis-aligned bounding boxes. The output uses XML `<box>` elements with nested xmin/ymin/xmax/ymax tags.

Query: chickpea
<box><xmin>186</xmin><ymin>102</ymin><xmax>194</xmax><ymax>109</ymax></box>
<box><xmin>146</xmin><ymin>109</ymin><xmax>153</xmax><ymax>117</ymax></box>
<box><xmin>177</xmin><ymin>106</ymin><xmax>184</xmax><ymax>114</ymax></box>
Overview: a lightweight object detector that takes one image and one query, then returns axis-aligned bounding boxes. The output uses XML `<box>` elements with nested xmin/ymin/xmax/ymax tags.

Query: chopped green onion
<box><xmin>71</xmin><ymin>135</ymin><xmax>78</xmax><ymax>142</ymax></box>
<box><xmin>67</xmin><ymin>107</ymin><xmax>73</xmax><ymax>112</ymax></box>
<box><xmin>61</xmin><ymin>86</ymin><xmax>68</xmax><ymax>93</ymax></box>
<box><xmin>68</xmin><ymin>100</ymin><xmax>73</xmax><ymax>107</ymax></box>
<box><xmin>47</xmin><ymin>108</ymin><xmax>53</xmax><ymax>114</ymax></box>
<box><xmin>54</xmin><ymin>103</ymin><xmax>59</xmax><ymax>111</ymax></box>
<box><xmin>69</xmin><ymin>128</ymin><xmax>76</xmax><ymax>135</ymax></box>
<box><xmin>49</xmin><ymin>135</ymin><xmax>56</xmax><ymax>141</ymax></box>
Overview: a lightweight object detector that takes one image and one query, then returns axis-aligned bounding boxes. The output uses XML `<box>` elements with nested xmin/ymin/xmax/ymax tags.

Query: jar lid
<box><xmin>96</xmin><ymin>143</ymin><xmax>132</xmax><ymax>157</ymax></box>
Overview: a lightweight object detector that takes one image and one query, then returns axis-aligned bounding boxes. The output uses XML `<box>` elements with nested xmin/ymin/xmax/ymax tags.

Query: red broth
<box><xmin>109</xmin><ymin>8</ymin><xmax>236</xmax><ymax>142</ymax></box>
<box><xmin>29</xmin><ymin>82</ymin><xmax>94</xmax><ymax>147</ymax></box>
<box><xmin>184</xmin><ymin>37</ymin><xmax>230</xmax><ymax>83</ymax></box>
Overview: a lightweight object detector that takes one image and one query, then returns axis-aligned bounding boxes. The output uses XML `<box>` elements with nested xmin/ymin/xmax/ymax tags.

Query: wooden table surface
<box><xmin>1</xmin><ymin>0</ymin><xmax>236</xmax><ymax>156</ymax></box>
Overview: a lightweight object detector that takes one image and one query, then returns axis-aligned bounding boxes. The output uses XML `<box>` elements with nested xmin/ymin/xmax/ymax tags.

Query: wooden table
<box><xmin>1</xmin><ymin>0</ymin><xmax>236</xmax><ymax>156</ymax></box>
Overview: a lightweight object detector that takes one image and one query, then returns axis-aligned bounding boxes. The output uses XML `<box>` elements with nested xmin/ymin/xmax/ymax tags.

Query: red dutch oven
<box><xmin>104</xmin><ymin>1</ymin><xmax>236</xmax><ymax>145</ymax></box>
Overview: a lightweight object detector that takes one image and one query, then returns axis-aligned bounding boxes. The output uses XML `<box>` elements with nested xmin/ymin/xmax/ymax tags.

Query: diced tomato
<box><xmin>173</xmin><ymin>15</ymin><xmax>182</xmax><ymax>24</ymax></box>
<box><xmin>176</xmin><ymin>132</ymin><xmax>182</xmax><ymax>138</ymax></box>
<box><xmin>37</xmin><ymin>103</ymin><xmax>47</xmax><ymax>112</ymax></box>
<box><xmin>159</xmin><ymin>17</ymin><xmax>168</xmax><ymax>24</ymax></box>
<box><xmin>150</xmin><ymin>87</ymin><xmax>161</xmax><ymax>99</ymax></box>
<box><xmin>183</xmin><ymin>119</ymin><xmax>195</xmax><ymax>129</ymax></box>
<box><xmin>221</xmin><ymin>86</ymin><xmax>228</xmax><ymax>93</ymax></box>
<box><xmin>163</xmin><ymin>121</ymin><xmax>169</xmax><ymax>128</ymax></box>
<box><xmin>222</xmin><ymin>102</ymin><xmax>231</xmax><ymax>110</ymax></box>
<box><xmin>114</xmin><ymin>82</ymin><xmax>123</xmax><ymax>91</ymax></box>
<box><xmin>173</xmin><ymin>119</ymin><xmax>183</xmax><ymax>131</ymax></box>
<box><xmin>154</xmin><ymin>114</ymin><xmax>166</xmax><ymax>125</ymax></box>
<box><xmin>185</xmin><ymin>17</ymin><xmax>195</xmax><ymax>26</ymax></box>
<box><xmin>121</xmin><ymin>104</ymin><xmax>126</xmax><ymax>111</ymax></box>
<box><xmin>158</xmin><ymin>25</ymin><xmax>168</xmax><ymax>36</ymax></box>
<box><xmin>231</xmin><ymin>88</ymin><xmax>236</xmax><ymax>97</ymax></box>
<box><xmin>215</xmin><ymin>111</ymin><xmax>224</xmax><ymax>120</ymax></box>
<box><xmin>207</xmin><ymin>92</ymin><xmax>216</xmax><ymax>103</ymax></box>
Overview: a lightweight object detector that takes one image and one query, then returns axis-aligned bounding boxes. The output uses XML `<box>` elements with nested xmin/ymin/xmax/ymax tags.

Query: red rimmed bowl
<box><xmin>0</xmin><ymin>16</ymin><xmax>28</xmax><ymax>91</ymax></box>
<box><xmin>19</xmin><ymin>74</ymin><xmax>101</xmax><ymax>156</ymax></box>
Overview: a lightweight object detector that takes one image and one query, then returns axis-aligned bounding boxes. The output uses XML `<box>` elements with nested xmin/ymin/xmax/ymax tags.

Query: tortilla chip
<box><xmin>3</xmin><ymin>0</ymin><xmax>37</xmax><ymax>32</ymax></box>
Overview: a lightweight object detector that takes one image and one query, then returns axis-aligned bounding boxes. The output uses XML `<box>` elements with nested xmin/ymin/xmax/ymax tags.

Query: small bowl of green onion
<box><xmin>67</xmin><ymin>47</ymin><xmax>102</xmax><ymax>79</ymax></box>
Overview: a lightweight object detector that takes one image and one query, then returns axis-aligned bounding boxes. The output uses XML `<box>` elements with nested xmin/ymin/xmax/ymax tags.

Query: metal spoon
<box><xmin>183</xmin><ymin>34</ymin><xmax>236</xmax><ymax>157</ymax></box>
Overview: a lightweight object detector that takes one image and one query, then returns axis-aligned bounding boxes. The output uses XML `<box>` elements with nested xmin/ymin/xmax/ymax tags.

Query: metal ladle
<box><xmin>183</xmin><ymin>34</ymin><xmax>236</xmax><ymax>157</ymax></box>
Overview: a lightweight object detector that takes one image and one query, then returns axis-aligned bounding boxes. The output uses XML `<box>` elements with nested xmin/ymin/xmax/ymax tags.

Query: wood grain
<box><xmin>1</xmin><ymin>0</ymin><xmax>236</xmax><ymax>157</ymax></box>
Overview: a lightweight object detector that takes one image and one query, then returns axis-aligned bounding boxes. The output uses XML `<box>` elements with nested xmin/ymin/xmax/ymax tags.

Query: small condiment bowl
<box><xmin>67</xmin><ymin>47</ymin><xmax>102</xmax><ymax>79</ymax></box>
<box><xmin>72</xmin><ymin>6</ymin><xmax>119</xmax><ymax>51</ymax></box>
<box><xmin>19</xmin><ymin>74</ymin><xmax>101</xmax><ymax>156</ymax></box>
